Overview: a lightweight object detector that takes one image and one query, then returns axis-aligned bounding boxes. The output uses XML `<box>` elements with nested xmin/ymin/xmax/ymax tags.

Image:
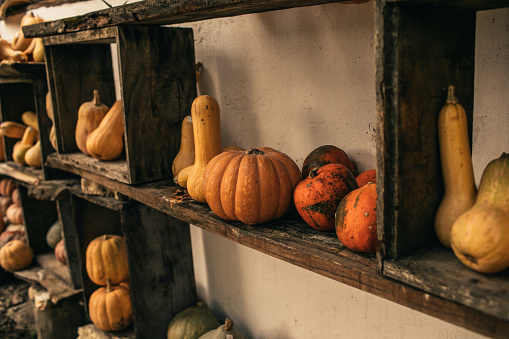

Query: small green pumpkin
<box><xmin>46</xmin><ymin>220</ymin><xmax>62</xmax><ymax>249</ymax></box>
<box><xmin>167</xmin><ymin>302</ymin><xmax>220</xmax><ymax>339</ymax></box>
<box><xmin>198</xmin><ymin>319</ymin><xmax>247</xmax><ymax>339</ymax></box>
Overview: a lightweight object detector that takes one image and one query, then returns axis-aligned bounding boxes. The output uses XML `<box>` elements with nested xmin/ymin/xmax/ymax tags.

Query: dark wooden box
<box><xmin>70</xmin><ymin>191</ymin><xmax>196</xmax><ymax>338</ymax></box>
<box><xmin>44</xmin><ymin>25</ymin><xmax>197</xmax><ymax>184</ymax></box>
<box><xmin>0</xmin><ymin>63</ymin><xmax>65</xmax><ymax>181</ymax></box>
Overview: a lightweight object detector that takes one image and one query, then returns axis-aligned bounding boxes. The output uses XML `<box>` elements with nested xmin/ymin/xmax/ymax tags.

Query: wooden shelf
<box><xmin>45</xmin><ymin>153</ymin><xmax>509</xmax><ymax>338</ymax></box>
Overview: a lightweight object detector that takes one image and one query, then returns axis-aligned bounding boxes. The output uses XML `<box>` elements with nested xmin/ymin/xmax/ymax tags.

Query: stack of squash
<box><xmin>75</xmin><ymin>90</ymin><xmax>124</xmax><ymax>161</ymax></box>
<box><xmin>85</xmin><ymin>234</ymin><xmax>132</xmax><ymax>332</ymax></box>
<box><xmin>1</xmin><ymin>111</ymin><xmax>42</xmax><ymax>168</ymax></box>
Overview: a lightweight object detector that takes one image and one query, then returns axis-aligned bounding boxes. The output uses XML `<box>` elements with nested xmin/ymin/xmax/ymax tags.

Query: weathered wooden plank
<box><xmin>43</xmin><ymin>157</ymin><xmax>509</xmax><ymax>337</ymax></box>
<box><xmin>0</xmin><ymin>162</ymin><xmax>41</xmax><ymax>185</ymax></box>
<box><xmin>117</xmin><ymin>25</ymin><xmax>196</xmax><ymax>183</ymax></box>
<box><xmin>375</xmin><ymin>1</ymin><xmax>475</xmax><ymax>260</ymax></box>
<box><xmin>384</xmin><ymin>244</ymin><xmax>509</xmax><ymax>321</ymax></box>
<box><xmin>121</xmin><ymin>204</ymin><xmax>197</xmax><ymax>339</ymax></box>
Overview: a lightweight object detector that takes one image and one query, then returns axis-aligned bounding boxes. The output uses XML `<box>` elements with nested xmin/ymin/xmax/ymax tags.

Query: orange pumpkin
<box><xmin>335</xmin><ymin>183</ymin><xmax>378</xmax><ymax>253</ymax></box>
<box><xmin>0</xmin><ymin>239</ymin><xmax>33</xmax><ymax>271</ymax></box>
<box><xmin>0</xmin><ymin>196</ymin><xmax>12</xmax><ymax>215</ymax></box>
<box><xmin>88</xmin><ymin>279</ymin><xmax>132</xmax><ymax>332</ymax></box>
<box><xmin>0</xmin><ymin>178</ymin><xmax>16</xmax><ymax>197</ymax></box>
<box><xmin>203</xmin><ymin>147</ymin><xmax>302</xmax><ymax>224</ymax></box>
<box><xmin>11</xmin><ymin>189</ymin><xmax>21</xmax><ymax>206</ymax></box>
<box><xmin>294</xmin><ymin>163</ymin><xmax>358</xmax><ymax>231</ymax></box>
<box><xmin>54</xmin><ymin>239</ymin><xmax>67</xmax><ymax>264</ymax></box>
<box><xmin>6</xmin><ymin>204</ymin><xmax>23</xmax><ymax>224</ymax></box>
<box><xmin>86</xmin><ymin>234</ymin><xmax>129</xmax><ymax>285</ymax></box>
<box><xmin>302</xmin><ymin>145</ymin><xmax>357</xmax><ymax>179</ymax></box>
<box><xmin>356</xmin><ymin>169</ymin><xmax>376</xmax><ymax>188</ymax></box>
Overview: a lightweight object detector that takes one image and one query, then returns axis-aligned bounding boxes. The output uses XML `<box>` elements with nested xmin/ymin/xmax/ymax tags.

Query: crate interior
<box><xmin>45</xmin><ymin>25</ymin><xmax>197</xmax><ymax>184</ymax></box>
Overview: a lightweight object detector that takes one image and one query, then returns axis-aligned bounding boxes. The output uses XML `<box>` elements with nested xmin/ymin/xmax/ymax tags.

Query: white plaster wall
<box><xmin>1</xmin><ymin>2</ymin><xmax>507</xmax><ymax>338</ymax></box>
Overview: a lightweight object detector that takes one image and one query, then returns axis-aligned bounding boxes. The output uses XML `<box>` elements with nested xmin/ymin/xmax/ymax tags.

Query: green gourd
<box><xmin>46</xmin><ymin>220</ymin><xmax>62</xmax><ymax>249</ymax></box>
<box><xmin>199</xmin><ymin>319</ymin><xmax>247</xmax><ymax>339</ymax></box>
<box><xmin>167</xmin><ymin>302</ymin><xmax>220</xmax><ymax>339</ymax></box>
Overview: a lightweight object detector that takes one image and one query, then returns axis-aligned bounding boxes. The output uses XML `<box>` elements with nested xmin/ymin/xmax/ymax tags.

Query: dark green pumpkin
<box><xmin>167</xmin><ymin>302</ymin><xmax>220</xmax><ymax>339</ymax></box>
<box><xmin>46</xmin><ymin>220</ymin><xmax>62</xmax><ymax>249</ymax></box>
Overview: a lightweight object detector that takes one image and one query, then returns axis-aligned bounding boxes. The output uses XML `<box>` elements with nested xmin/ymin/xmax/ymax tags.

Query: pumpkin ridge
<box><xmin>220</xmin><ymin>155</ymin><xmax>243</xmax><ymax>220</ymax></box>
<box><xmin>235</xmin><ymin>154</ymin><xmax>262</xmax><ymax>224</ymax></box>
<box><xmin>256</xmin><ymin>154</ymin><xmax>280</xmax><ymax>223</ymax></box>
<box><xmin>266</xmin><ymin>154</ymin><xmax>292</xmax><ymax>219</ymax></box>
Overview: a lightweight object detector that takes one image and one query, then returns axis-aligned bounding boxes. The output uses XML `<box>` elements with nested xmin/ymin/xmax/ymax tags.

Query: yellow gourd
<box><xmin>172</xmin><ymin>115</ymin><xmax>195</xmax><ymax>176</ymax></box>
<box><xmin>1</xmin><ymin>121</ymin><xmax>26</xmax><ymax>139</ymax></box>
<box><xmin>24</xmin><ymin>140</ymin><xmax>42</xmax><ymax>168</ymax></box>
<box><xmin>451</xmin><ymin>153</ymin><xmax>509</xmax><ymax>273</ymax></box>
<box><xmin>49</xmin><ymin>125</ymin><xmax>58</xmax><ymax>151</ymax></box>
<box><xmin>46</xmin><ymin>91</ymin><xmax>54</xmax><ymax>121</ymax></box>
<box><xmin>75</xmin><ymin>90</ymin><xmax>109</xmax><ymax>155</ymax></box>
<box><xmin>174</xmin><ymin>164</ymin><xmax>193</xmax><ymax>189</ymax></box>
<box><xmin>86</xmin><ymin>100</ymin><xmax>124</xmax><ymax>161</ymax></box>
<box><xmin>32</xmin><ymin>38</ymin><xmax>45</xmax><ymax>62</ymax></box>
<box><xmin>13</xmin><ymin>126</ymin><xmax>38</xmax><ymax>166</ymax></box>
<box><xmin>434</xmin><ymin>86</ymin><xmax>477</xmax><ymax>248</ymax></box>
<box><xmin>21</xmin><ymin>111</ymin><xmax>38</xmax><ymax>132</ymax></box>
<box><xmin>11</xmin><ymin>12</ymin><xmax>44</xmax><ymax>52</ymax></box>
<box><xmin>186</xmin><ymin>95</ymin><xmax>222</xmax><ymax>203</ymax></box>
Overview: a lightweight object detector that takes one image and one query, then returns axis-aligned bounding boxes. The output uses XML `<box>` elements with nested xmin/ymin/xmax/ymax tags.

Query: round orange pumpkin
<box><xmin>54</xmin><ymin>239</ymin><xmax>67</xmax><ymax>264</ymax></box>
<box><xmin>203</xmin><ymin>147</ymin><xmax>302</xmax><ymax>224</ymax></box>
<box><xmin>294</xmin><ymin>163</ymin><xmax>358</xmax><ymax>231</ymax></box>
<box><xmin>302</xmin><ymin>145</ymin><xmax>357</xmax><ymax>179</ymax></box>
<box><xmin>356</xmin><ymin>169</ymin><xmax>376</xmax><ymax>188</ymax></box>
<box><xmin>6</xmin><ymin>204</ymin><xmax>23</xmax><ymax>225</ymax></box>
<box><xmin>86</xmin><ymin>234</ymin><xmax>129</xmax><ymax>286</ymax></box>
<box><xmin>11</xmin><ymin>188</ymin><xmax>21</xmax><ymax>206</ymax></box>
<box><xmin>335</xmin><ymin>183</ymin><xmax>377</xmax><ymax>253</ymax></box>
<box><xmin>0</xmin><ymin>178</ymin><xmax>16</xmax><ymax>197</ymax></box>
<box><xmin>0</xmin><ymin>239</ymin><xmax>33</xmax><ymax>271</ymax></box>
<box><xmin>89</xmin><ymin>279</ymin><xmax>133</xmax><ymax>332</ymax></box>
<box><xmin>0</xmin><ymin>196</ymin><xmax>12</xmax><ymax>215</ymax></box>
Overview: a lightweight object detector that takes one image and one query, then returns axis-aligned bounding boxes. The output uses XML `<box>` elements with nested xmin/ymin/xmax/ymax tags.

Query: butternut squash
<box><xmin>21</xmin><ymin>111</ymin><xmax>38</xmax><ymax>132</ymax></box>
<box><xmin>13</xmin><ymin>126</ymin><xmax>38</xmax><ymax>166</ymax></box>
<box><xmin>24</xmin><ymin>140</ymin><xmax>42</xmax><ymax>168</ymax></box>
<box><xmin>32</xmin><ymin>38</ymin><xmax>45</xmax><ymax>62</ymax></box>
<box><xmin>46</xmin><ymin>91</ymin><xmax>54</xmax><ymax>122</ymax></box>
<box><xmin>434</xmin><ymin>86</ymin><xmax>477</xmax><ymax>248</ymax></box>
<box><xmin>174</xmin><ymin>164</ymin><xmax>193</xmax><ymax>189</ymax></box>
<box><xmin>11</xmin><ymin>12</ymin><xmax>44</xmax><ymax>52</ymax></box>
<box><xmin>86</xmin><ymin>100</ymin><xmax>124</xmax><ymax>161</ymax></box>
<box><xmin>172</xmin><ymin>115</ymin><xmax>195</xmax><ymax>176</ymax></box>
<box><xmin>1</xmin><ymin>121</ymin><xmax>26</xmax><ymax>139</ymax></box>
<box><xmin>186</xmin><ymin>95</ymin><xmax>222</xmax><ymax>203</ymax></box>
<box><xmin>49</xmin><ymin>125</ymin><xmax>58</xmax><ymax>151</ymax></box>
<box><xmin>450</xmin><ymin>153</ymin><xmax>509</xmax><ymax>274</ymax></box>
<box><xmin>75</xmin><ymin>90</ymin><xmax>109</xmax><ymax>155</ymax></box>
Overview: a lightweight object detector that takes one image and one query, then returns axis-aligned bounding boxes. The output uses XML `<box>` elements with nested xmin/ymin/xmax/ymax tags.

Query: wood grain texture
<box><xmin>375</xmin><ymin>1</ymin><xmax>475</xmax><ymax>260</ymax></box>
<box><xmin>121</xmin><ymin>204</ymin><xmax>197</xmax><ymax>339</ymax></box>
<box><xmin>43</xmin><ymin>156</ymin><xmax>509</xmax><ymax>338</ymax></box>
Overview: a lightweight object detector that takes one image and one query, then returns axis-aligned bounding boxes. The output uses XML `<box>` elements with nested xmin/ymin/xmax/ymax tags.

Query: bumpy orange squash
<box><xmin>203</xmin><ymin>147</ymin><xmax>301</xmax><ymax>224</ymax></box>
<box><xmin>89</xmin><ymin>279</ymin><xmax>132</xmax><ymax>332</ymax></box>
<box><xmin>86</xmin><ymin>100</ymin><xmax>124</xmax><ymax>161</ymax></box>
<box><xmin>356</xmin><ymin>169</ymin><xmax>376</xmax><ymax>188</ymax></box>
<box><xmin>302</xmin><ymin>145</ymin><xmax>357</xmax><ymax>178</ymax></box>
<box><xmin>0</xmin><ymin>239</ymin><xmax>33</xmax><ymax>271</ymax></box>
<box><xmin>294</xmin><ymin>163</ymin><xmax>358</xmax><ymax>231</ymax></box>
<box><xmin>335</xmin><ymin>183</ymin><xmax>377</xmax><ymax>253</ymax></box>
<box><xmin>450</xmin><ymin>153</ymin><xmax>509</xmax><ymax>273</ymax></box>
<box><xmin>75</xmin><ymin>90</ymin><xmax>109</xmax><ymax>155</ymax></box>
<box><xmin>86</xmin><ymin>234</ymin><xmax>129</xmax><ymax>286</ymax></box>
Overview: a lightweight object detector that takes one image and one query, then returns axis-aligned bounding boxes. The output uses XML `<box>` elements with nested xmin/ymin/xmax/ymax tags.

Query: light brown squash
<box><xmin>6</xmin><ymin>203</ymin><xmax>23</xmax><ymax>224</ymax></box>
<box><xmin>24</xmin><ymin>140</ymin><xmax>42</xmax><ymax>168</ymax></box>
<box><xmin>1</xmin><ymin>121</ymin><xmax>27</xmax><ymax>139</ymax></box>
<box><xmin>46</xmin><ymin>91</ymin><xmax>54</xmax><ymax>121</ymax></box>
<box><xmin>75</xmin><ymin>90</ymin><xmax>109</xmax><ymax>155</ymax></box>
<box><xmin>11</xmin><ymin>12</ymin><xmax>44</xmax><ymax>52</ymax></box>
<box><xmin>13</xmin><ymin>126</ymin><xmax>38</xmax><ymax>166</ymax></box>
<box><xmin>32</xmin><ymin>38</ymin><xmax>45</xmax><ymax>62</ymax></box>
<box><xmin>49</xmin><ymin>125</ymin><xmax>58</xmax><ymax>151</ymax></box>
<box><xmin>187</xmin><ymin>95</ymin><xmax>222</xmax><ymax>203</ymax></box>
<box><xmin>21</xmin><ymin>111</ymin><xmax>38</xmax><ymax>132</ymax></box>
<box><xmin>86</xmin><ymin>100</ymin><xmax>124</xmax><ymax>161</ymax></box>
<box><xmin>450</xmin><ymin>153</ymin><xmax>509</xmax><ymax>273</ymax></box>
<box><xmin>175</xmin><ymin>164</ymin><xmax>193</xmax><ymax>189</ymax></box>
<box><xmin>172</xmin><ymin>115</ymin><xmax>195</xmax><ymax>176</ymax></box>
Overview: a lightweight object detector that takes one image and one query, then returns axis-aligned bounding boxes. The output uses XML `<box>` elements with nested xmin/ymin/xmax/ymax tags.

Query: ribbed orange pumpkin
<box><xmin>203</xmin><ymin>147</ymin><xmax>302</xmax><ymax>224</ymax></box>
<box><xmin>0</xmin><ymin>239</ymin><xmax>33</xmax><ymax>271</ymax></box>
<box><xmin>6</xmin><ymin>204</ymin><xmax>23</xmax><ymax>224</ymax></box>
<box><xmin>0</xmin><ymin>178</ymin><xmax>16</xmax><ymax>197</ymax></box>
<box><xmin>86</xmin><ymin>234</ymin><xmax>129</xmax><ymax>286</ymax></box>
<box><xmin>294</xmin><ymin>163</ymin><xmax>358</xmax><ymax>231</ymax></box>
<box><xmin>11</xmin><ymin>189</ymin><xmax>21</xmax><ymax>206</ymax></box>
<box><xmin>89</xmin><ymin>279</ymin><xmax>132</xmax><ymax>332</ymax></box>
<box><xmin>335</xmin><ymin>183</ymin><xmax>378</xmax><ymax>253</ymax></box>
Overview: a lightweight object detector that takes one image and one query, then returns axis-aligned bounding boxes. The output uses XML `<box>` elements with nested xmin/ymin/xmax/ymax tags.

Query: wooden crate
<box><xmin>44</xmin><ymin>25</ymin><xmax>197</xmax><ymax>184</ymax></box>
<box><xmin>70</xmin><ymin>191</ymin><xmax>197</xmax><ymax>338</ymax></box>
<box><xmin>0</xmin><ymin>63</ymin><xmax>68</xmax><ymax>181</ymax></box>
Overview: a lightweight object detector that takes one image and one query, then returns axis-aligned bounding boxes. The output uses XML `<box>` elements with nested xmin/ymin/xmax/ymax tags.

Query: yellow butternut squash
<box><xmin>21</xmin><ymin>111</ymin><xmax>38</xmax><ymax>132</ymax></box>
<box><xmin>1</xmin><ymin>121</ymin><xmax>26</xmax><ymax>139</ymax></box>
<box><xmin>13</xmin><ymin>126</ymin><xmax>38</xmax><ymax>165</ymax></box>
<box><xmin>86</xmin><ymin>101</ymin><xmax>124</xmax><ymax>161</ymax></box>
<box><xmin>186</xmin><ymin>95</ymin><xmax>222</xmax><ymax>203</ymax></box>
<box><xmin>434</xmin><ymin>86</ymin><xmax>476</xmax><ymax>248</ymax></box>
<box><xmin>451</xmin><ymin>153</ymin><xmax>509</xmax><ymax>273</ymax></box>
<box><xmin>24</xmin><ymin>140</ymin><xmax>42</xmax><ymax>168</ymax></box>
<box><xmin>174</xmin><ymin>165</ymin><xmax>193</xmax><ymax>189</ymax></box>
<box><xmin>75</xmin><ymin>90</ymin><xmax>109</xmax><ymax>155</ymax></box>
<box><xmin>172</xmin><ymin>115</ymin><xmax>195</xmax><ymax>176</ymax></box>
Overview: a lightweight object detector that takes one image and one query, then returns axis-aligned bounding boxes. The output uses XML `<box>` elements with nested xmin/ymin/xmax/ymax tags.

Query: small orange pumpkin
<box><xmin>0</xmin><ymin>239</ymin><xmax>33</xmax><ymax>271</ymax></box>
<box><xmin>203</xmin><ymin>147</ymin><xmax>302</xmax><ymax>224</ymax></box>
<box><xmin>356</xmin><ymin>169</ymin><xmax>376</xmax><ymax>188</ymax></box>
<box><xmin>0</xmin><ymin>178</ymin><xmax>16</xmax><ymax>197</ymax></box>
<box><xmin>88</xmin><ymin>279</ymin><xmax>132</xmax><ymax>332</ymax></box>
<box><xmin>335</xmin><ymin>183</ymin><xmax>378</xmax><ymax>253</ymax></box>
<box><xmin>11</xmin><ymin>189</ymin><xmax>21</xmax><ymax>206</ymax></box>
<box><xmin>6</xmin><ymin>204</ymin><xmax>23</xmax><ymax>225</ymax></box>
<box><xmin>86</xmin><ymin>234</ymin><xmax>129</xmax><ymax>286</ymax></box>
<box><xmin>294</xmin><ymin>163</ymin><xmax>358</xmax><ymax>231</ymax></box>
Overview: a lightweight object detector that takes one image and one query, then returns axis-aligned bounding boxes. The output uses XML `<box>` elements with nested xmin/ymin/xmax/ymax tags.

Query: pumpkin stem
<box><xmin>446</xmin><ymin>85</ymin><xmax>458</xmax><ymax>105</ymax></box>
<box><xmin>246</xmin><ymin>148</ymin><xmax>264</xmax><ymax>156</ymax></box>
<box><xmin>105</xmin><ymin>279</ymin><xmax>112</xmax><ymax>293</ymax></box>
<box><xmin>224</xmin><ymin>318</ymin><xmax>233</xmax><ymax>331</ymax></box>
<box><xmin>309</xmin><ymin>167</ymin><xmax>319</xmax><ymax>178</ymax></box>
<box><xmin>92</xmin><ymin>90</ymin><xmax>102</xmax><ymax>106</ymax></box>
